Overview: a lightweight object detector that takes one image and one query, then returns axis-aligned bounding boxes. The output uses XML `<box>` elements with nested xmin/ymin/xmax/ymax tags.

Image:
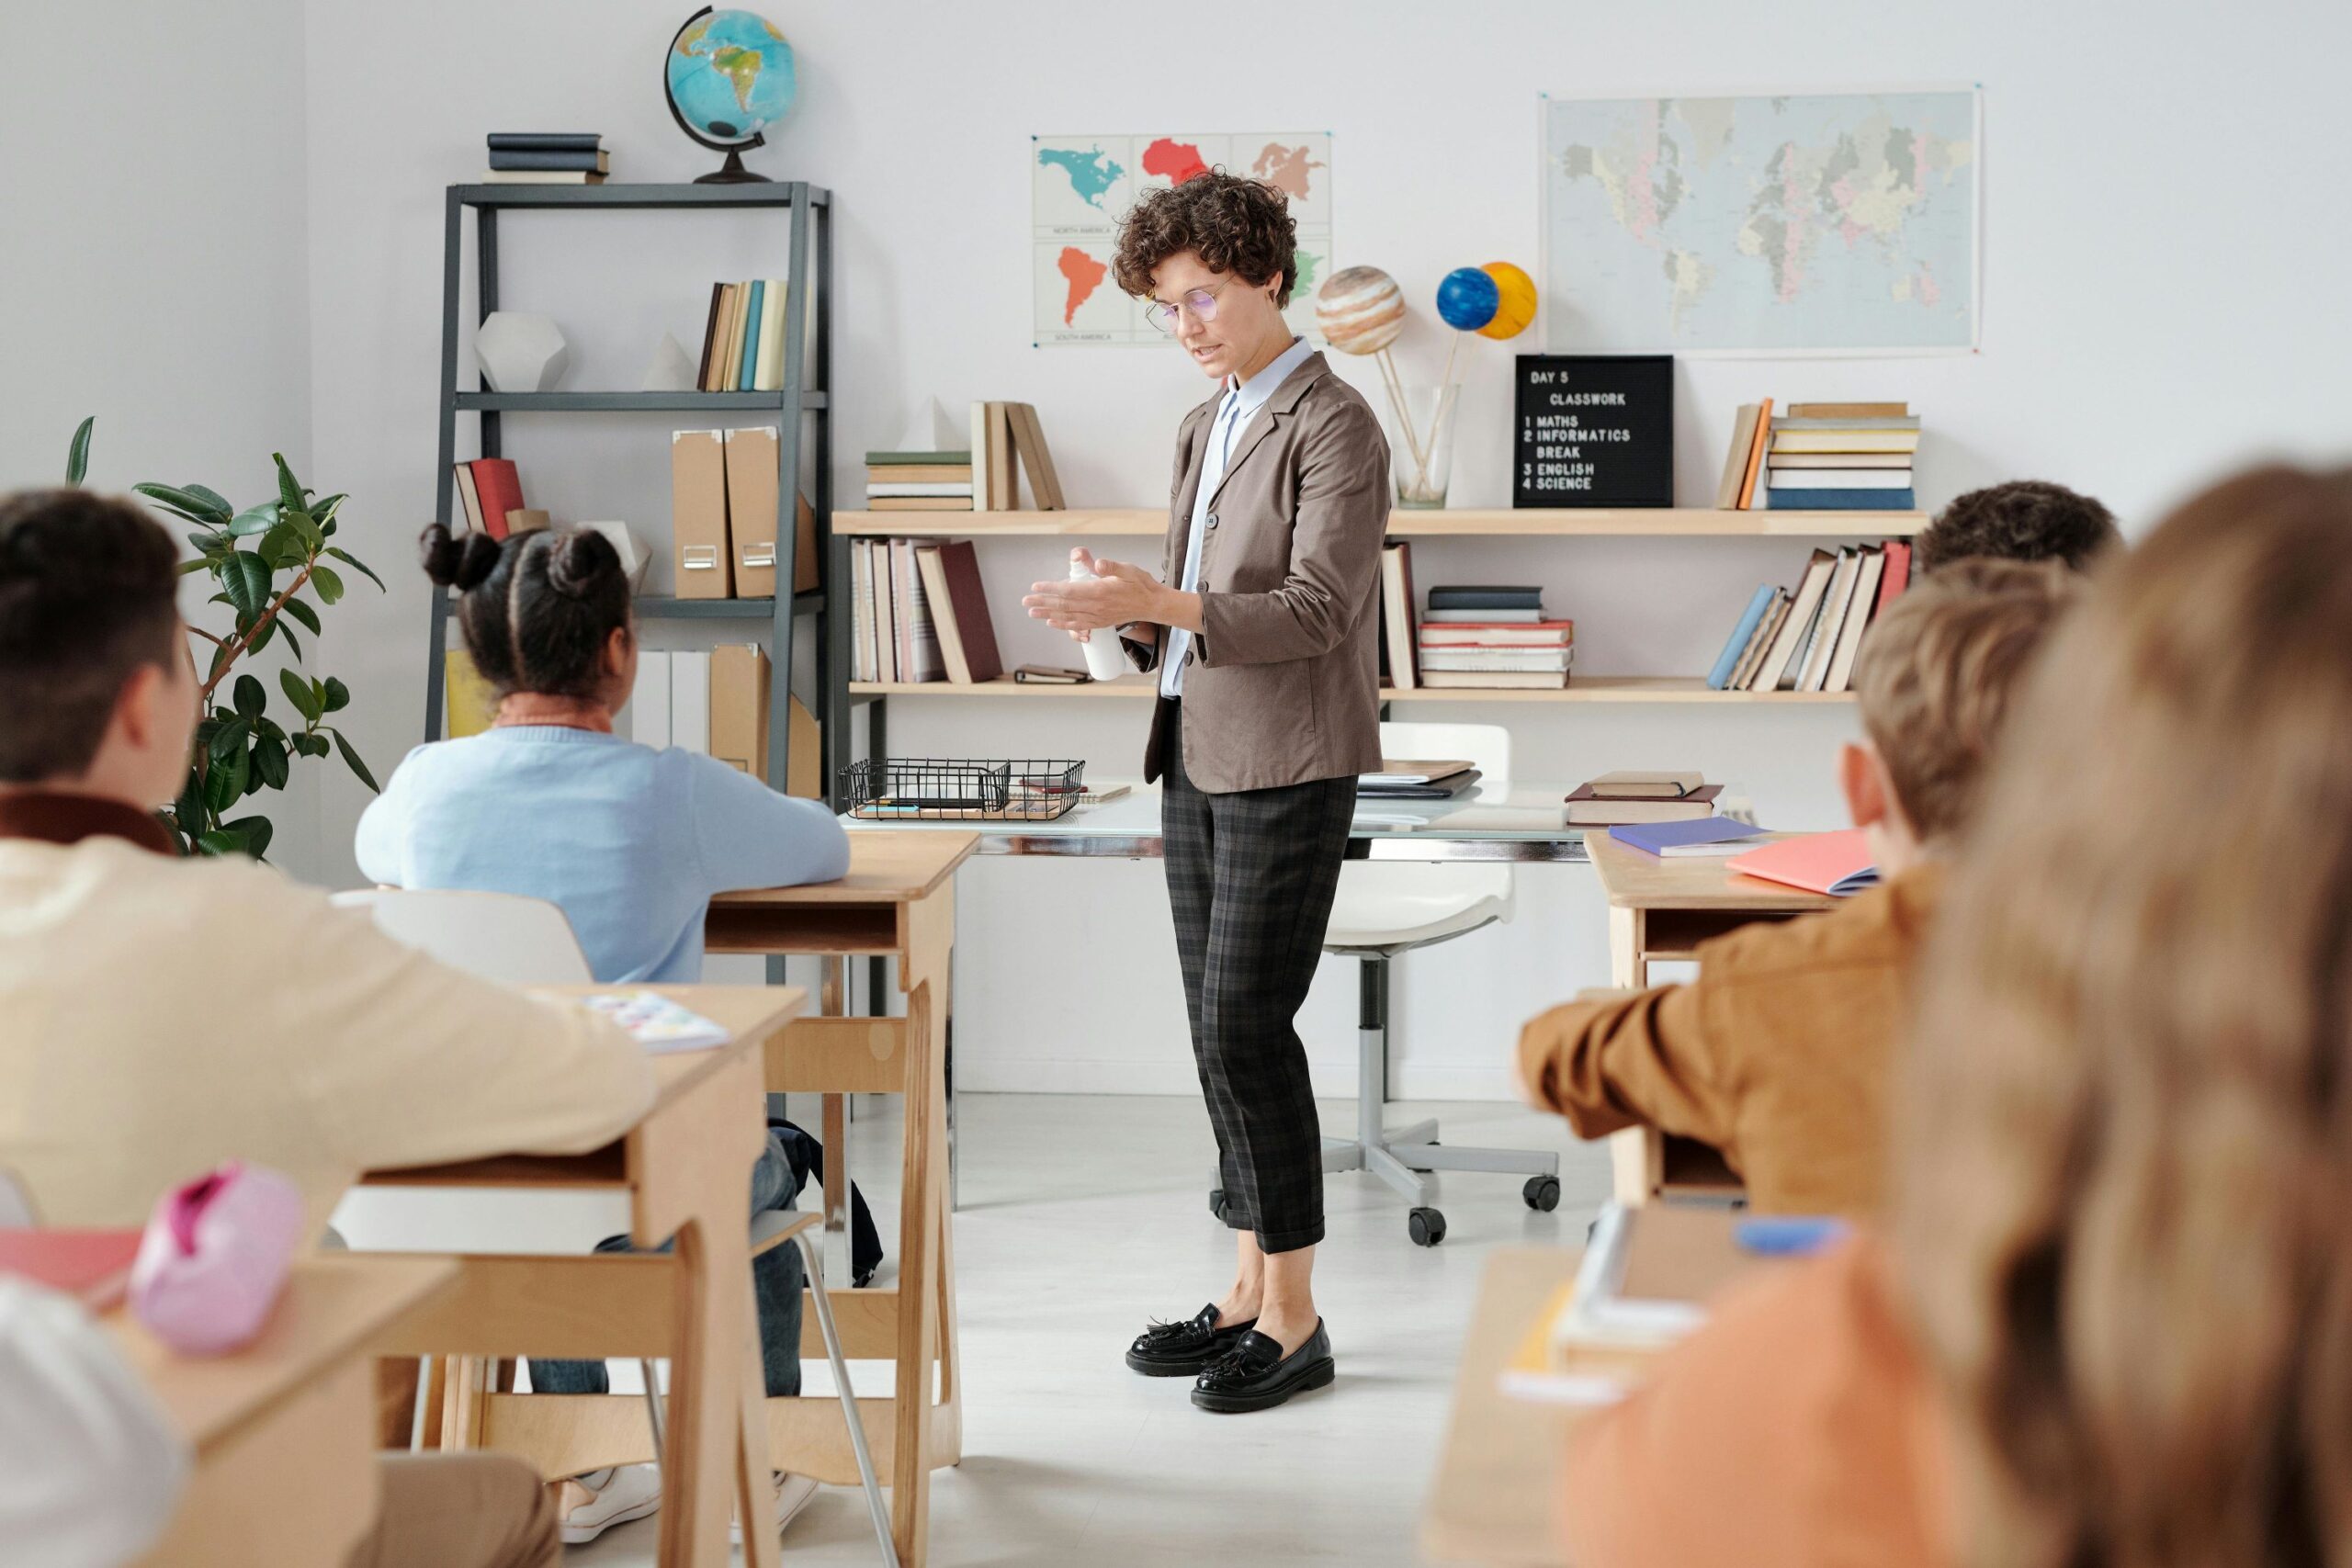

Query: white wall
<box><xmin>1</xmin><ymin>0</ymin><xmax>325</xmax><ymax>874</ymax></box>
<box><xmin>277</xmin><ymin>0</ymin><xmax>2350</xmax><ymax>1093</ymax></box>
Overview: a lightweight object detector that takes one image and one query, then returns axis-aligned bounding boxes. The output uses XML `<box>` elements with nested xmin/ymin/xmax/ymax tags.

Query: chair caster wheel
<box><xmin>1523</xmin><ymin>1176</ymin><xmax>1562</xmax><ymax>1213</ymax></box>
<box><xmin>1208</xmin><ymin>1188</ymin><xmax>1227</xmax><ymax>1223</ymax></box>
<box><xmin>1408</xmin><ymin>1207</ymin><xmax>1446</xmax><ymax>1247</ymax></box>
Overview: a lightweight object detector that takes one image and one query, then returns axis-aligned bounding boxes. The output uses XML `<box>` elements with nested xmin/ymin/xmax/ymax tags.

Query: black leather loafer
<box><xmin>1125</xmin><ymin>1303</ymin><xmax>1258</xmax><ymax>1377</ymax></box>
<box><xmin>1190</xmin><ymin>1319</ymin><xmax>1335</xmax><ymax>1412</ymax></box>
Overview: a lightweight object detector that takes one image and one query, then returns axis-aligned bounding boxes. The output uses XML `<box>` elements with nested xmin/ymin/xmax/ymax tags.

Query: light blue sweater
<box><xmin>355</xmin><ymin>727</ymin><xmax>850</xmax><ymax>983</ymax></box>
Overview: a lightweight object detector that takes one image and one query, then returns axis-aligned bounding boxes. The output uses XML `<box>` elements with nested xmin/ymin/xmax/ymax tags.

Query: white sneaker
<box><xmin>559</xmin><ymin>1463</ymin><xmax>662</xmax><ymax>1544</ymax></box>
<box><xmin>732</xmin><ymin>1472</ymin><xmax>820</xmax><ymax>1543</ymax></box>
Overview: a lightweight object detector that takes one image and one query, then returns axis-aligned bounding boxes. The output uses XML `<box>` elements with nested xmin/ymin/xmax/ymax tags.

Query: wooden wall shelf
<box><xmin>835</xmin><ymin>507</ymin><xmax>1925</xmax><ymax>539</ymax></box>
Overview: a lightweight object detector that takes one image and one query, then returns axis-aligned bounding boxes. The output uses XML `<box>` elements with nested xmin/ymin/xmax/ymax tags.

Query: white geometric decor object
<box><xmin>475</xmin><ymin>312</ymin><xmax>571</xmax><ymax>393</ymax></box>
<box><xmin>641</xmin><ymin>331</ymin><xmax>696</xmax><ymax>392</ymax></box>
<box><xmin>582</xmin><ymin>521</ymin><xmax>650</xmax><ymax>590</ymax></box>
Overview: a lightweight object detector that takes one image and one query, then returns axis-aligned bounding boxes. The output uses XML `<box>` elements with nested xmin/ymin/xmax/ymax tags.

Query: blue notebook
<box><xmin>1767</xmin><ymin>487</ymin><xmax>1917</xmax><ymax>511</ymax></box>
<box><xmin>1706</xmin><ymin>584</ymin><xmax>1777</xmax><ymax>690</ymax></box>
<box><xmin>1610</xmin><ymin>817</ymin><xmax>1768</xmax><ymax>857</ymax></box>
<box><xmin>738</xmin><ymin>279</ymin><xmax>765</xmax><ymax>388</ymax></box>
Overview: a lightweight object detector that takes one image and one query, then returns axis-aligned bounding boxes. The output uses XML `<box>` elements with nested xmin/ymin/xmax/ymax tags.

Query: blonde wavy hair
<box><xmin>1894</xmin><ymin>465</ymin><xmax>2352</xmax><ymax>1568</ymax></box>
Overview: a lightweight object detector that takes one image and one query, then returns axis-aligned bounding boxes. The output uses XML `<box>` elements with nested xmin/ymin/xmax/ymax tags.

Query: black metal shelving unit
<box><xmin>424</xmin><ymin>180</ymin><xmax>840</xmax><ymax>801</ymax></box>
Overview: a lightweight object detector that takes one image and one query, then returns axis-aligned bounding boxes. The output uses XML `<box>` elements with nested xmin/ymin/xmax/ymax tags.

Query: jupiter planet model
<box><xmin>1312</xmin><ymin>266</ymin><xmax>1407</xmax><ymax>355</ymax></box>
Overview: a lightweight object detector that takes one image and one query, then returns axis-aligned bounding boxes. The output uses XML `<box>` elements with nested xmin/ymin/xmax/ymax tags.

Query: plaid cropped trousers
<box><xmin>1160</xmin><ymin>700</ymin><xmax>1357</xmax><ymax>1253</ymax></box>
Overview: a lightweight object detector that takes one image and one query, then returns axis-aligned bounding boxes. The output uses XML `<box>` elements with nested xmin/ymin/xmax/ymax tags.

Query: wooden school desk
<box><xmin>365</xmin><ymin>984</ymin><xmax>803</xmax><ymax>1568</ymax></box>
<box><xmin>1422</xmin><ymin>1213</ymin><xmax>1759</xmax><ymax>1566</ymax></box>
<box><xmin>1583</xmin><ymin>831</ymin><xmax>1834</xmax><ymax>1204</ymax></box>
<box><xmin>707</xmin><ymin>831</ymin><xmax>976</xmax><ymax>1568</ymax></box>
<box><xmin>109</xmin><ymin>1253</ymin><xmax>459</xmax><ymax>1568</ymax></box>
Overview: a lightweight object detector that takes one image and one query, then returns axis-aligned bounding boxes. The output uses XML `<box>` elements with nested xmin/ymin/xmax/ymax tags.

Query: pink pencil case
<box><xmin>128</xmin><ymin>1161</ymin><xmax>304</xmax><ymax>1355</ymax></box>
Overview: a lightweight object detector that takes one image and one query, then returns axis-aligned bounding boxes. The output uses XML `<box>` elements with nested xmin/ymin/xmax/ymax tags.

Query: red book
<box><xmin>0</xmin><ymin>1228</ymin><xmax>142</xmax><ymax>1309</ymax></box>
<box><xmin>1726</xmin><ymin>828</ymin><xmax>1881</xmax><ymax>897</ymax></box>
<box><xmin>468</xmin><ymin>458</ymin><xmax>526</xmax><ymax>541</ymax></box>
<box><xmin>1875</xmin><ymin>540</ymin><xmax>1912</xmax><ymax>616</ymax></box>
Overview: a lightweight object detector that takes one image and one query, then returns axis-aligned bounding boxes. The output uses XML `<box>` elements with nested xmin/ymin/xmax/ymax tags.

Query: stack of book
<box><xmin>1417</xmin><ymin>586</ymin><xmax>1573</xmax><ymax>690</ymax></box>
<box><xmin>1357</xmin><ymin>759</ymin><xmax>1482</xmax><ymax>802</ymax></box>
<box><xmin>849</xmin><ymin>537</ymin><xmax>1004</xmax><ymax>686</ymax></box>
<box><xmin>483</xmin><ymin>133</ymin><xmax>609</xmax><ymax>185</ymax></box>
<box><xmin>450</xmin><ymin>457</ymin><xmax>530</xmax><ymax>538</ymax></box>
<box><xmin>1706</xmin><ymin>540</ymin><xmax>1914</xmax><ymax>694</ymax></box>
<box><xmin>695</xmin><ymin>280</ymin><xmax>794</xmax><ymax>392</ymax></box>
<box><xmin>1565</xmin><ymin>772</ymin><xmax>1724</xmax><ymax>826</ymax></box>
<box><xmin>1713</xmin><ymin>400</ymin><xmax>1920</xmax><ymax>512</ymax></box>
<box><xmin>866</xmin><ymin>449</ymin><xmax>974</xmax><ymax>511</ymax></box>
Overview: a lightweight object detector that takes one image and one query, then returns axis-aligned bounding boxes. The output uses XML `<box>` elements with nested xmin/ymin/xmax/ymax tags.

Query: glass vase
<box><xmin>1382</xmin><ymin>384</ymin><xmax>1459</xmax><ymax>509</ymax></box>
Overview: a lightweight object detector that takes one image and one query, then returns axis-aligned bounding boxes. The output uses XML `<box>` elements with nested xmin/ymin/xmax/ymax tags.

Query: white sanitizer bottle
<box><xmin>1070</xmin><ymin>557</ymin><xmax>1132</xmax><ymax>681</ymax></box>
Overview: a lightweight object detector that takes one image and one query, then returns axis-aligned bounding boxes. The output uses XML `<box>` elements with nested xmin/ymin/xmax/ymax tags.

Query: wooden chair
<box><xmin>328</xmin><ymin>888</ymin><xmax>895</xmax><ymax>1563</ymax></box>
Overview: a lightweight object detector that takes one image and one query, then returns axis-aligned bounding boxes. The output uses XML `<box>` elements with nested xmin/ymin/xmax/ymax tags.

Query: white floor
<box><xmin>576</xmin><ymin>1090</ymin><xmax>1613</xmax><ymax>1567</ymax></box>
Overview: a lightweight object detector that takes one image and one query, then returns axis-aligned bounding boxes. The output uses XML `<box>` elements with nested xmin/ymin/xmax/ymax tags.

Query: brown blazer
<box><xmin>1122</xmin><ymin>350</ymin><xmax>1391</xmax><ymax>793</ymax></box>
<box><xmin>1517</xmin><ymin>862</ymin><xmax>1945</xmax><ymax>1216</ymax></box>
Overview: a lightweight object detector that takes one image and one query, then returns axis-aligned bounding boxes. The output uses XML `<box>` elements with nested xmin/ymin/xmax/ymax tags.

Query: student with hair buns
<box><xmin>357</xmin><ymin>525</ymin><xmax>848</xmax><ymax>1544</ymax></box>
<box><xmin>1565</xmin><ymin>465</ymin><xmax>2352</xmax><ymax>1568</ymax></box>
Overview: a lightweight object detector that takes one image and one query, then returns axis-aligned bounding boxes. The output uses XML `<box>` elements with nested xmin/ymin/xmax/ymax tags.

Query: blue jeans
<box><xmin>530</xmin><ymin>1131</ymin><xmax>805</xmax><ymax>1397</ymax></box>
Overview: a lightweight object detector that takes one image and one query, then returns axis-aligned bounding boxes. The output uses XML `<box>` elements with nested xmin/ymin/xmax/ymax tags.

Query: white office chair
<box><xmin>1313</xmin><ymin>722</ymin><xmax>1559</xmax><ymax>1247</ymax></box>
<box><xmin>328</xmin><ymin>888</ymin><xmax>896</xmax><ymax>1564</ymax></box>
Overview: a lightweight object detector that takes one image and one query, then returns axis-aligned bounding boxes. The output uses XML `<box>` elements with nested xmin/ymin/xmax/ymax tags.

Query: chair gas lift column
<box><xmin>1209</xmin><ymin>722</ymin><xmax>1563</xmax><ymax>1247</ymax></box>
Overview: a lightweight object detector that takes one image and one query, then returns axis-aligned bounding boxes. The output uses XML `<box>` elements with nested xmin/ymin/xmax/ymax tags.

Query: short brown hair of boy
<box><xmin>0</xmin><ymin>488</ymin><xmax>181</xmax><ymax>783</ymax></box>
<box><xmin>1913</xmin><ymin>479</ymin><xmax>2121</xmax><ymax>576</ymax></box>
<box><xmin>1850</xmin><ymin>557</ymin><xmax>2078</xmax><ymax>844</ymax></box>
<box><xmin>1111</xmin><ymin>170</ymin><xmax>1299</xmax><ymax>307</ymax></box>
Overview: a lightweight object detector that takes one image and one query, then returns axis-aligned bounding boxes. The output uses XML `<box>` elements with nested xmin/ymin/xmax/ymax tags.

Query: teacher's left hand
<box><xmin>1023</xmin><ymin>553</ymin><xmax>1163</xmax><ymax>637</ymax></box>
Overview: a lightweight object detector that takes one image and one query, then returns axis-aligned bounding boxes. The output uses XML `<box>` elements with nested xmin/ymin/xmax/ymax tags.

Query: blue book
<box><xmin>1706</xmin><ymin>584</ymin><xmax>1777</xmax><ymax>690</ymax></box>
<box><xmin>1609</xmin><ymin>817</ymin><xmax>1768</xmax><ymax>857</ymax></box>
<box><xmin>738</xmin><ymin>280</ymin><xmax>765</xmax><ymax>389</ymax></box>
<box><xmin>1768</xmin><ymin>488</ymin><xmax>1917</xmax><ymax>511</ymax></box>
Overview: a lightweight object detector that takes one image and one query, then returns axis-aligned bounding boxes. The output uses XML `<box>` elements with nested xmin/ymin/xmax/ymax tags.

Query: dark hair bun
<box><xmin>418</xmin><ymin>524</ymin><xmax>502</xmax><ymax>592</ymax></box>
<box><xmin>545</xmin><ymin>528</ymin><xmax>624</xmax><ymax>601</ymax></box>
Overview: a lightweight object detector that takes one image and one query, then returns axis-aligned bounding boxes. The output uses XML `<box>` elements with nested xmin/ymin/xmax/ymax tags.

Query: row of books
<box><xmin>449</xmin><ymin>457</ymin><xmax>533</xmax><ymax>538</ymax></box>
<box><xmin>444</xmin><ymin>643</ymin><xmax>817</xmax><ymax>795</ymax></box>
<box><xmin>865</xmin><ymin>402</ymin><xmax>1067</xmax><ymax>511</ymax></box>
<box><xmin>1377</xmin><ymin>544</ymin><xmax>1575</xmax><ymax>690</ymax></box>
<box><xmin>481</xmin><ymin>131</ymin><xmax>610</xmax><ymax>185</ymax></box>
<box><xmin>695</xmin><ymin>280</ymin><xmax>795</xmax><ymax>392</ymax></box>
<box><xmin>1706</xmin><ymin>541</ymin><xmax>1914</xmax><ymax>694</ymax></box>
<box><xmin>1713</xmin><ymin>400</ymin><xmax>1922</xmax><ymax>512</ymax></box>
<box><xmin>669</xmin><ymin>426</ymin><xmax>820</xmax><ymax>600</ymax></box>
<box><xmin>849</xmin><ymin>537</ymin><xmax>1005</xmax><ymax>686</ymax></box>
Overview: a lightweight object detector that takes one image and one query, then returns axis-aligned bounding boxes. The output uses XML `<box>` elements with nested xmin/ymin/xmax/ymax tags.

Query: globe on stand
<box><xmin>664</xmin><ymin>7</ymin><xmax>797</xmax><ymax>184</ymax></box>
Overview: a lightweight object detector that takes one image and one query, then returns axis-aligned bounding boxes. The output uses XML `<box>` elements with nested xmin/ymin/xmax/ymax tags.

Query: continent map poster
<box><xmin>1540</xmin><ymin>90</ymin><xmax>1979</xmax><ymax>355</ymax></box>
<box><xmin>1033</xmin><ymin>132</ymin><xmax>1332</xmax><ymax>346</ymax></box>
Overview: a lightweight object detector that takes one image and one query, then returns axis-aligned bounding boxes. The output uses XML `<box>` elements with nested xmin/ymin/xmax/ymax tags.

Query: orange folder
<box><xmin>1725</xmin><ymin>828</ymin><xmax>1880</xmax><ymax>897</ymax></box>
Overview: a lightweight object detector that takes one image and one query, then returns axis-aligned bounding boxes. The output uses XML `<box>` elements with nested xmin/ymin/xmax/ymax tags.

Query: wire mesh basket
<box><xmin>842</xmin><ymin>758</ymin><xmax>1088</xmax><ymax>821</ymax></box>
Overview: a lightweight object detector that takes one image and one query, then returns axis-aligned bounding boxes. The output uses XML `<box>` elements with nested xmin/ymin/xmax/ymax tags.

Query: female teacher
<box><xmin>1023</xmin><ymin>172</ymin><xmax>1389</xmax><ymax>1414</ymax></box>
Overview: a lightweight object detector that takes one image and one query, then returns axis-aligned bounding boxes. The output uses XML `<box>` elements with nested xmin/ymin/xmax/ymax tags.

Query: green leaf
<box><xmin>252</xmin><ymin>740</ymin><xmax>289</xmax><ymax>791</ymax></box>
<box><xmin>203</xmin><ymin>748</ymin><xmax>249</xmax><ymax>813</ymax></box>
<box><xmin>135</xmin><ymin>483</ymin><xmax>232</xmax><ymax>527</ymax></box>
<box><xmin>325</xmin><ymin>546</ymin><xmax>383</xmax><ymax>592</ymax></box>
<box><xmin>331</xmin><ymin>729</ymin><xmax>380</xmax><ymax>793</ymax></box>
<box><xmin>177</xmin><ymin>558</ymin><xmax>212</xmax><ymax>576</ymax></box>
<box><xmin>195</xmin><ymin>830</ymin><xmax>243</xmax><ymax>857</ymax></box>
<box><xmin>65</xmin><ymin>416</ymin><xmax>94</xmax><ymax>485</ymax></box>
<box><xmin>208</xmin><ymin>719</ymin><xmax>248</xmax><ymax>761</ymax></box>
<box><xmin>245</xmin><ymin>617</ymin><xmax>276</xmax><ymax>657</ymax></box>
<box><xmin>273</xmin><ymin>454</ymin><xmax>307</xmax><ymax>513</ymax></box>
<box><xmin>274</xmin><ymin>619</ymin><xmax>302</xmax><ymax>661</ymax></box>
<box><xmin>226</xmin><ymin>502</ymin><xmax>279</xmax><ymax>538</ymax></box>
<box><xmin>310</xmin><ymin>563</ymin><xmax>345</xmax><ymax>605</ymax></box>
<box><xmin>174</xmin><ymin>772</ymin><xmax>209</xmax><ymax>838</ymax></box>
<box><xmin>322</xmin><ymin>676</ymin><xmax>350</xmax><ymax>713</ymax></box>
<box><xmin>290</xmin><ymin>733</ymin><xmax>325</xmax><ymax>758</ymax></box>
<box><xmin>221</xmin><ymin>551</ymin><xmax>270</xmax><ymax>619</ymax></box>
<box><xmin>220</xmin><ymin>815</ymin><xmax>274</xmax><ymax>861</ymax></box>
<box><xmin>232</xmin><ymin>673</ymin><xmax>266</xmax><ymax>719</ymax></box>
<box><xmin>282</xmin><ymin>597</ymin><xmax>322</xmax><ymax>635</ymax></box>
<box><xmin>311</xmin><ymin>495</ymin><xmax>345</xmax><ymax>536</ymax></box>
<box><xmin>279</xmin><ymin>667</ymin><xmax>323</xmax><ymax>722</ymax></box>
<box><xmin>282</xmin><ymin>507</ymin><xmax>322</xmax><ymax>552</ymax></box>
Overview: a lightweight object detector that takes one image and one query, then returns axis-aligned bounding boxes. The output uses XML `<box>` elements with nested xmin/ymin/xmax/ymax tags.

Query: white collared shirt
<box><xmin>1161</xmin><ymin>335</ymin><xmax>1316</xmax><ymax>697</ymax></box>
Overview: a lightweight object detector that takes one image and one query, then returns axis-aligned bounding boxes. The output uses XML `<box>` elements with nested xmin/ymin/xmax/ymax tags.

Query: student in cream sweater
<box><xmin>0</xmin><ymin>488</ymin><xmax>651</xmax><ymax>1568</ymax></box>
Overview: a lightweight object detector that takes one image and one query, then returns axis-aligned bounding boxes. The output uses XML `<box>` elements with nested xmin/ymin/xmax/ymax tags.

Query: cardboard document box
<box><xmin>671</xmin><ymin>429</ymin><xmax>733</xmax><ymax>599</ymax></box>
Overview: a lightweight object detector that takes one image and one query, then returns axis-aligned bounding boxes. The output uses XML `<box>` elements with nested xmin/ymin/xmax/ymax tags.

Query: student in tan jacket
<box><xmin>1517</xmin><ymin>558</ymin><xmax>2078</xmax><ymax>1214</ymax></box>
<box><xmin>0</xmin><ymin>488</ymin><xmax>658</xmax><ymax>1568</ymax></box>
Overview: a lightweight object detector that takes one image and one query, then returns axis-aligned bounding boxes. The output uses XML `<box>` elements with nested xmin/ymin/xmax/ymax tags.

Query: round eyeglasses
<box><xmin>1144</xmin><ymin>279</ymin><xmax>1230</xmax><ymax>334</ymax></box>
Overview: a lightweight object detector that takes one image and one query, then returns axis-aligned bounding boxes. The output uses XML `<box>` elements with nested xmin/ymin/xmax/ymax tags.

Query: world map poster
<box><xmin>1541</xmin><ymin>91</ymin><xmax>1979</xmax><ymax>355</ymax></box>
<box><xmin>1032</xmin><ymin>132</ymin><xmax>1333</xmax><ymax>346</ymax></box>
